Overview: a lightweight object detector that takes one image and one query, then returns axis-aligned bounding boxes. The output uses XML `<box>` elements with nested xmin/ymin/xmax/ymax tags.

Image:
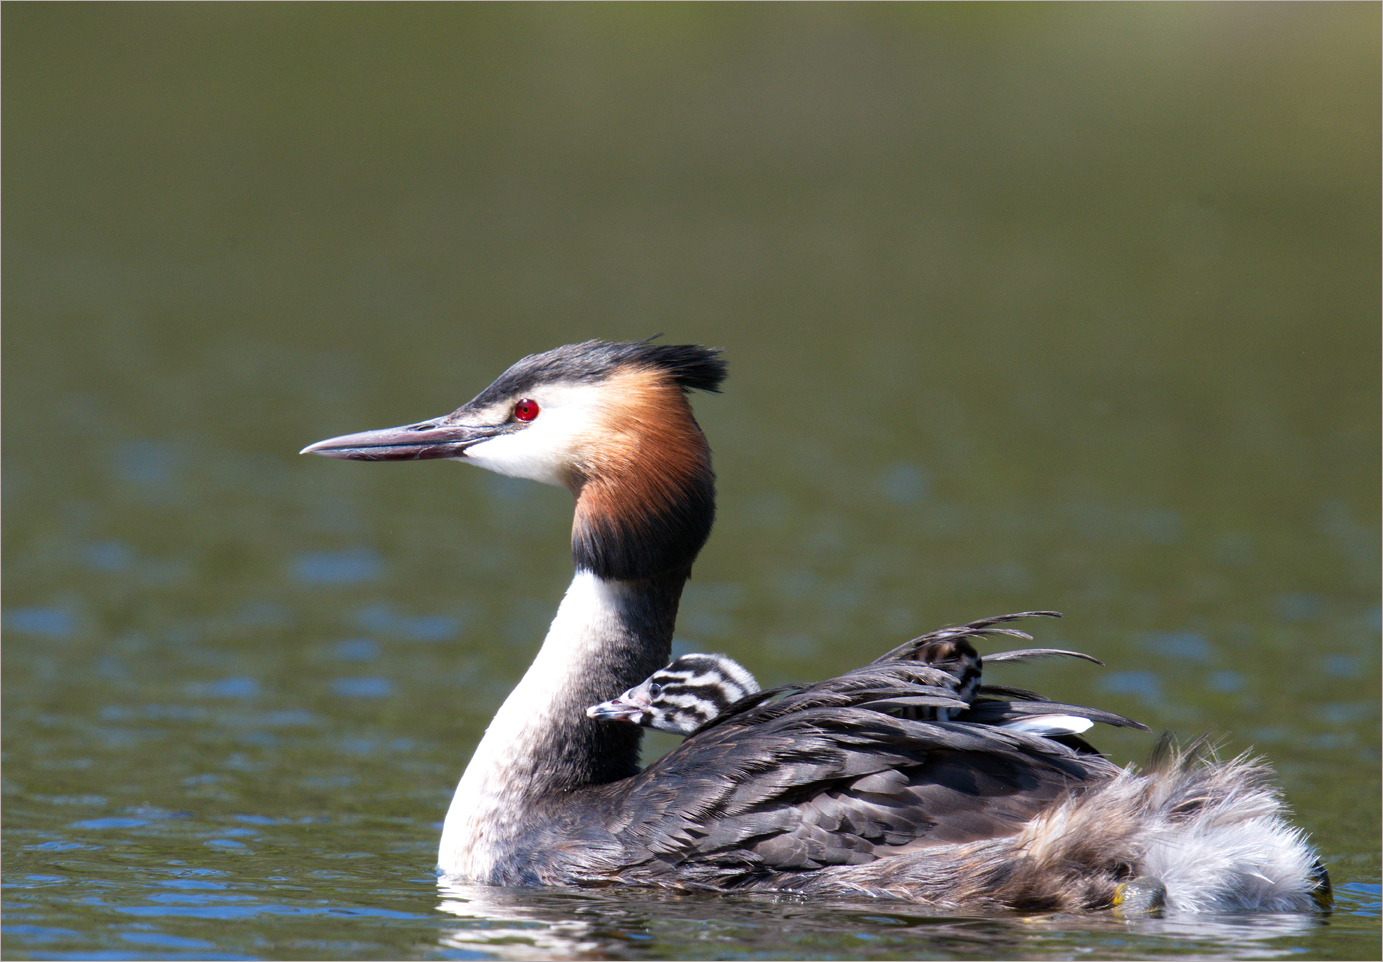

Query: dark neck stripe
<box><xmin>571</xmin><ymin>467</ymin><xmax>716</xmax><ymax>580</ymax></box>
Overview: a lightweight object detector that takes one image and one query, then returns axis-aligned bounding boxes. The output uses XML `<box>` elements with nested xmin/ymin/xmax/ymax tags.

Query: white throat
<box><xmin>437</xmin><ymin>571</ymin><xmax>637</xmax><ymax>879</ymax></box>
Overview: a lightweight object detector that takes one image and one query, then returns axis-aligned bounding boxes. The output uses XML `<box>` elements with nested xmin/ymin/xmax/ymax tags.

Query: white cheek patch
<box><xmin>463</xmin><ymin>433</ymin><xmax>569</xmax><ymax>486</ymax></box>
<box><xmin>457</xmin><ymin>382</ymin><xmax>608</xmax><ymax>488</ymax></box>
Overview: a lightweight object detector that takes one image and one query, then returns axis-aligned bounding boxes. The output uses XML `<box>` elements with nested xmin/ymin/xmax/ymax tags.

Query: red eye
<box><xmin>513</xmin><ymin>398</ymin><xmax>540</xmax><ymax>422</ymax></box>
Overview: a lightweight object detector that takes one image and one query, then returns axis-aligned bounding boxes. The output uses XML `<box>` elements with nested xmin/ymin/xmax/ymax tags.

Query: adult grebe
<box><xmin>302</xmin><ymin>338</ymin><xmax>1328</xmax><ymax>913</ymax></box>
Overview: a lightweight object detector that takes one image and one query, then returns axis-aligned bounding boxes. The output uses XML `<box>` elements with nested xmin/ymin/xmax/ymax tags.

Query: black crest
<box><xmin>471</xmin><ymin>338</ymin><xmax>726</xmax><ymax>407</ymax></box>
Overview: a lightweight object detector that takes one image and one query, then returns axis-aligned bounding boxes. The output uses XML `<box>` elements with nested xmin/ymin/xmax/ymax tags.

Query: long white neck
<box><xmin>437</xmin><ymin>568</ymin><xmax>684</xmax><ymax>880</ymax></box>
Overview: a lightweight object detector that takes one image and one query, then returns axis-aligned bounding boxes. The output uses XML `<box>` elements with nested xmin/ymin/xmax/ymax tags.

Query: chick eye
<box><xmin>513</xmin><ymin>399</ymin><xmax>540</xmax><ymax>422</ymax></box>
<box><xmin>647</xmin><ymin>683</ymin><xmax>663</xmax><ymax>699</ymax></box>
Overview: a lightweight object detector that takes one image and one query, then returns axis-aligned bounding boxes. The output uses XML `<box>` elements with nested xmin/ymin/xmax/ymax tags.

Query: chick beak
<box><xmin>586</xmin><ymin>692</ymin><xmax>651</xmax><ymax>725</ymax></box>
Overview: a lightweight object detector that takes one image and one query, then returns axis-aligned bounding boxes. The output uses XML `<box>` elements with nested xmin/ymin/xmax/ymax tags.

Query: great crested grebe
<box><xmin>302</xmin><ymin>338</ymin><xmax>1328</xmax><ymax>914</ymax></box>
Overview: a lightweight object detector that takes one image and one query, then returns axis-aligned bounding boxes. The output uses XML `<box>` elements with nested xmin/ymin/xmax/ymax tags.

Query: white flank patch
<box><xmin>999</xmin><ymin>714</ymin><xmax>1095</xmax><ymax>737</ymax></box>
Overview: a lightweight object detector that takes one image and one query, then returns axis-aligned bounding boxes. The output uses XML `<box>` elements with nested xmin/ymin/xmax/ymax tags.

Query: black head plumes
<box><xmin>468</xmin><ymin>338</ymin><xmax>726</xmax><ymax>410</ymax></box>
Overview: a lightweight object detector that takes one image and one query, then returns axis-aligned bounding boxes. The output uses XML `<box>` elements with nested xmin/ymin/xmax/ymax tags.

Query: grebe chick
<box><xmin>591</xmin><ymin>622</ymin><xmax>1126</xmax><ymax>741</ymax></box>
<box><xmin>302</xmin><ymin>338</ymin><xmax>1328</xmax><ymax>914</ymax></box>
<box><xmin>588</xmin><ymin>653</ymin><xmax>761</xmax><ymax>735</ymax></box>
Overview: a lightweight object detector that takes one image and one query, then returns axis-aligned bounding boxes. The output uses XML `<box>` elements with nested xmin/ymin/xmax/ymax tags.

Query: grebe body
<box><xmin>303</xmin><ymin>338</ymin><xmax>1327</xmax><ymax>913</ymax></box>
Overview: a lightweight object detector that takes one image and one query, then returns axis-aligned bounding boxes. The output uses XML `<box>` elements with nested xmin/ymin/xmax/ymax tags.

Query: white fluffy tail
<box><xmin>1134</xmin><ymin>739</ymin><xmax>1328</xmax><ymax>913</ymax></box>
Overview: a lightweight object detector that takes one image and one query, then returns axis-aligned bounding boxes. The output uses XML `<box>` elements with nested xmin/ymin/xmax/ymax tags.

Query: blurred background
<box><xmin>4</xmin><ymin>5</ymin><xmax>1378</xmax><ymax>959</ymax></box>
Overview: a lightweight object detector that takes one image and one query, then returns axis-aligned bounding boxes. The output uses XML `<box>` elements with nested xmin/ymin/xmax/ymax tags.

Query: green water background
<box><xmin>4</xmin><ymin>5</ymin><xmax>1378</xmax><ymax>959</ymax></box>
